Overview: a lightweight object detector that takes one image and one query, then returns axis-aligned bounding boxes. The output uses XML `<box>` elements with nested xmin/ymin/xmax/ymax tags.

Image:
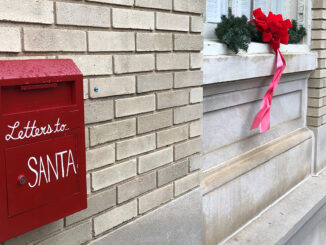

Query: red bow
<box><xmin>249</xmin><ymin>9</ymin><xmax>292</xmax><ymax>133</ymax></box>
<box><xmin>249</xmin><ymin>8</ymin><xmax>292</xmax><ymax>52</ymax></box>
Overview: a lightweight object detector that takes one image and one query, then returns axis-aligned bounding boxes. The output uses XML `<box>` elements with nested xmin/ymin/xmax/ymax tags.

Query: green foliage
<box><xmin>288</xmin><ymin>20</ymin><xmax>306</xmax><ymax>44</ymax></box>
<box><xmin>215</xmin><ymin>16</ymin><xmax>307</xmax><ymax>53</ymax></box>
<box><xmin>215</xmin><ymin>14</ymin><xmax>254</xmax><ymax>54</ymax></box>
<box><xmin>248</xmin><ymin>22</ymin><xmax>262</xmax><ymax>43</ymax></box>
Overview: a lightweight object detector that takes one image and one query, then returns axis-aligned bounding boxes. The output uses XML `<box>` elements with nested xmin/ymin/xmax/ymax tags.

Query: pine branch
<box><xmin>215</xmin><ymin>14</ymin><xmax>254</xmax><ymax>54</ymax></box>
<box><xmin>288</xmin><ymin>20</ymin><xmax>307</xmax><ymax>44</ymax></box>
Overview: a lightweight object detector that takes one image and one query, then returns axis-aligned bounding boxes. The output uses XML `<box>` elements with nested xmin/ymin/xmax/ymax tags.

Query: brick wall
<box><xmin>0</xmin><ymin>0</ymin><xmax>204</xmax><ymax>244</ymax></box>
<box><xmin>309</xmin><ymin>0</ymin><xmax>326</xmax><ymax>126</ymax></box>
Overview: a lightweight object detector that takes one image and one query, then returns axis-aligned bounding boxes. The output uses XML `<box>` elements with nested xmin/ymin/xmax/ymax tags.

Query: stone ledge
<box><xmin>223</xmin><ymin>171</ymin><xmax>326</xmax><ymax>245</ymax></box>
<box><xmin>202</xmin><ymin>128</ymin><xmax>312</xmax><ymax>196</ymax></box>
<box><xmin>203</xmin><ymin>52</ymin><xmax>317</xmax><ymax>85</ymax></box>
<box><xmin>202</xmin><ymin>128</ymin><xmax>313</xmax><ymax>245</ymax></box>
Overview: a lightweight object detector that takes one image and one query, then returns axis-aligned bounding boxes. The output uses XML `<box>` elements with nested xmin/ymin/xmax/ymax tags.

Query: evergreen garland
<box><xmin>215</xmin><ymin>14</ymin><xmax>254</xmax><ymax>54</ymax></box>
<box><xmin>215</xmin><ymin>16</ymin><xmax>307</xmax><ymax>53</ymax></box>
<box><xmin>288</xmin><ymin>20</ymin><xmax>307</xmax><ymax>44</ymax></box>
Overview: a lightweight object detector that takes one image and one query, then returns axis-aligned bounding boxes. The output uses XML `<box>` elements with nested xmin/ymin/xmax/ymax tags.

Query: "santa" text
<box><xmin>27</xmin><ymin>149</ymin><xmax>77</xmax><ymax>188</ymax></box>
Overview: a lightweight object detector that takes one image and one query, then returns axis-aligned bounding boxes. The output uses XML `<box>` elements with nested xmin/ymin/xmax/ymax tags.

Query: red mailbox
<box><xmin>0</xmin><ymin>59</ymin><xmax>87</xmax><ymax>241</ymax></box>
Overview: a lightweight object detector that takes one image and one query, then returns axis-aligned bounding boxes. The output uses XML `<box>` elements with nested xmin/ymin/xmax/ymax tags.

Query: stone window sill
<box><xmin>203</xmin><ymin>47</ymin><xmax>317</xmax><ymax>85</ymax></box>
<box><xmin>203</xmin><ymin>40</ymin><xmax>310</xmax><ymax>56</ymax></box>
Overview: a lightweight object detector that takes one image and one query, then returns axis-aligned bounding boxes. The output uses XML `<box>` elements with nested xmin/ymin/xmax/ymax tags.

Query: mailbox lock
<box><xmin>17</xmin><ymin>175</ymin><xmax>26</xmax><ymax>186</ymax></box>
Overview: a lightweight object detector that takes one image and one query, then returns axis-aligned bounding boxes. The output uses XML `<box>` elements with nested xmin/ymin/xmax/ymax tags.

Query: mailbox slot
<box><xmin>2</xmin><ymin>81</ymin><xmax>75</xmax><ymax>114</ymax></box>
<box><xmin>20</xmin><ymin>83</ymin><xmax>58</xmax><ymax>91</ymax></box>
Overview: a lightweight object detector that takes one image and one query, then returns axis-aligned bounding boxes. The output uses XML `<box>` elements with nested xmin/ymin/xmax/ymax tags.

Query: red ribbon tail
<box><xmin>250</xmin><ymin>105</ymin><xmax>270</xmax><ymax>132</ymax></box>
<box><xmin>260</xmin><ymin>108</ymin><xmax>271</xmax><ymax>133</ymax></box>
<box><xmin>251</xmin><ymin>107</ymin><xmax>265</xmax><ymax>130</ymax></box>
<box><xmin>250</xmin><ymin>49</ymin><xmax>286</xmax><ymax>133</ymax></box>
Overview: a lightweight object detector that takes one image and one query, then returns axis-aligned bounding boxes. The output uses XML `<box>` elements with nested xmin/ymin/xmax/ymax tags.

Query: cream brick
<box><xmin>173</xmin><ymin>0</ymin><xmax>205</xmax><ymax>14</ymax></box>
<box><xmin>89</xmin><ymin>76</ymin><xmax>135</xmax><ymax>98</ymax></box>
<box><xmin>189</xmin><ymin>120</ymin><xmax>202</xmax><ymax>137</ymax></box>
<box><xmin>309</xmin><ymin>78</ymin><xmax>326</xmax><ymax>88</ymax></box>
<box><xmin>312</xmin><ymin>40</ymin><xmax>326</xmax><ymax>50</ymax></box>
<box><xmin>24</xmin><ymin>28</ymin><xmax>86</xmax><ymax>52</ymax></box>
<box><xmin>84</xmin><ymin>100</ymin><xmax>114</xmax><ymax>124</ymax></box>
<box><xmin>175</xmin><ymin>138</ymin><xmax>202</xmax><ymax>160</ymax></box>
<box><xmin>86</xmin><ymin>144</ymin><xmax>115</xmax><ymax>171</ymax></box>
<box><xmin>86</xmin><ymin>174</ymin><xmax>91</xmax><ymax>195</ymax></box>
<box><xmin>87</xmin><ymin>0</ymin><xmax>133</xmax><ymax>6</ymax></box>
<box><xmin>319</xmin><ymin>59</ymin><xmax>326</xmax><ymax>68</ymax></box>
<box><xmin>58</xmin><ymin>55</ymin><xmax>113</xmax><ymax>76</ymax></box>
<box><xmin>190</xmin><ymin>53</ymin><xmax>203</xmax><ymax>69</ymax></box>
<box><xmin>85</xmin><ymin>127</ymin><xmax>90</xmax><ymax>148</ymax></box>
<box><xmin>92</xmin><ymin>159</ymin><xmax>137</xmax><ymax>191</ymax></box>
<box><xmin>56</xmin><ymin>2</ymin><xmax>110</xmax><ymax>27</ymax></box>
<box><xmin>191</xmin><ymin>16</ymin><xmax>203</xmax><ymax>32</ymax></box>
<box><xmin>90</xmin><ymin>118</ymin><xmax>136</xmax><ymax>146</ymax></box>
<box><xmin>307</xmin><ymin>117</ymin><xmax>322</xmax><ymax>127</ymax></box>
<box><xmin>138</xmin><ymin>184</ymin><xmax>173</xmax><ymax>214</ymax></box>
<box><xmin>0</xmin><ymin>56</ymin><xmax>55</xmax><ymax>60</ymax></box>
<box><xmin>156</xmin><ymin>13</ymin><xmax>189</xmax><ymax>32</ymax></box>
<box><xmin>89</xmin><ymin>31</ymin><xmax>135</xmax><ymax>52</ymax></box>
<box><xmin>137</xmin><ymin>73</ymin><xmax>173</xmax><ymax>93</ymax></box>
<box><xmin>308</xmin><ymin>98</ymin><xmax>324</xmax><ymax>107</ymax></box>
<box><xmin>174</xmin><ymin>71</ymin><xmax>203</xmax><ymax>88</ymax></box>
<box><xmin>314</xmin><ymin>0</ymin><xmax>326</xmax><ymax>8</ymax></box>
<box><xmin>116</xmin><ymin>94</ymin><xmax>155</xmax><ymax>117</ymax></box>
<box><xmin>114</xmin><ymin>54</ymin><xmax>155</xmax><ymax>74</ymax></box>
<box><xmin>83</xmin><ymin>79</ymin><xmax>89</xmax><ymax>99</ymax></box>
<box><xmin>138</xmin><ymin>147</ymin><xmax>173</xmax><ymax>173</ymax></box>
<box><xmin>5</xmin><ymin>220</ymin><xmax>63</xmax><ymax>245</ymax></box>
<box><xmin>117</xmin><ymin>134</ymin><xmax>156</xmax><ymax>160</ymax></box>
<box><xmin>156</xmin><ymin>53</ymin><xmax>189</xmax><ymax>71</ymax></box>
<box><xmin>318</xmin><ymin>50</ymin><xmax>326</xmax><ymax>59</ymax></box>
<box><xmin>118</xmin><ymin>172</ymin><xmax>156</xmax><ymax>203</ymax></box>
<box><xmin>0</xmin><ymin>0</ymin><xmax>53</xmax><ymax>24</ymax></box>
<box><xmin>158</xmin><ymin>160</ymin><xmax>188</xmax><ymax>186</ymax></box>
<box><xmin>0</xmin><ymin>27</ymin><xmax>21</xmax><ymax>53</ymax></box>
<box><xmin>307</xmin><ymin>106</ymin><xmax>326</xmax><ymax>117</ymax></box>
<box><xmin>137</xmin><ymin>110</ymin><xmax>173</xmax><ymax>134</ymax></box>
<box><xmin>66</xmin><ymin>188</ymin><xmax>116</xmax><ymax>225</ymax></box>
<box><xmin>312</xmin><ymin>20</ymin><xmax>326</xmax><ymax>29</ymax></box>
<box><xmin>174</xmin><ymin>172</ymin><xmax>200</xmax><ymax>196</ymax></box>
<box><xmin>136</xmin><ymin>33</ymin><xmax>172</xmax><ymax>51</ymax></box>
<box><xmin>135</xmin><ymin>0</ymin><xmax>172</xmax><ymax>10</ymax></box>
<box><xmin>112</xmin><ymin>8</ymin><xmax>154</xmax><ymax>30</ymax></box>
<box><xmin>174</xmin><ymin>34</ymin><xmax>203</xmax><ymax>51</ymax></box>
<box><xmin>313</xmin><ymin>10</ymin><xmax>326</xmax><ymax>19</ymax></box>
<box><xmin>311</xmin><ymin>69</ymin><xmax>326</xmax><ymax>78</ymax></box>
<box><xmin>190</xmin><ymin>87</ymin><xmax>203</xmax><ymax>103</ymax></box>
<box><xmin>312</xmin><ymin>30</ymin><xmax>326</xmax><ymax>39</ymax></box>
<box><xmin>38</xmin><ymin>221</ymin><xmax>92</xmax><ymax>245</ymax></box>
<box><xmin>157</xmin><ymin>90</ymin><xmax>189</xmax><ymax>109</ymax></box>
<box><xmin>308</xmin><ymin>88</ymin><xmax>326</xmax><ymax>98</ymax></box>
<box><xmin>189</xmin><ymin>154</ymin><xmax>202</xmax><ymax>171</ymax></box>
<box><xmin>94</xmin><ymin>200</ymin><xmax>137</xmax><ymax>236</ymax></box>
<box><xmin>174</xmin><ymin>104</ymin><xmax>202</xmax><ymax>124</ymax></box>
<box><xmin>157</xmin><ymin>125</ymin><xmax>189</xmax><ymax>148</ymax></box>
